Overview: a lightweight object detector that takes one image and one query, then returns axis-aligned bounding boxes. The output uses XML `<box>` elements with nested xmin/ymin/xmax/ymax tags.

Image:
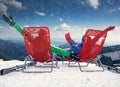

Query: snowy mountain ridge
<box><xmin>0</xmin><ymin>39</ymin><xmax>120</xmax><ymax>61</ymax></box>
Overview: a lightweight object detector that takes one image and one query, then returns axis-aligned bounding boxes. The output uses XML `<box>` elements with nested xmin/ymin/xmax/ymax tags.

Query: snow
<box><xmin>0</xmin><ymin>60</ymin><xmax>120</xmax><ymax>87</ymax></box>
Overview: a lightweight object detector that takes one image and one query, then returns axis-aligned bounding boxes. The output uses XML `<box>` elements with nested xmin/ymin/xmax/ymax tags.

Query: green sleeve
<box><xmin>13</xmin><ymin>24</ymin><xmax>23</xmax><ymax>35</ymax></box>
<box><xmin>51</xmin><ymin>45</ymin><xmax>70</xmax><ymax>57</ymax></box>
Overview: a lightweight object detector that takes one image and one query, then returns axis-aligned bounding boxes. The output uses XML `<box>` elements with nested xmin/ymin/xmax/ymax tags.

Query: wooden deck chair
<box><xmin>22</xmin><ymin>26</ymin><xmax>57</xmax><ymax>73</ymax></box>
<box><xmin>69</xmin><ymin>26</ymin><xmax>115</xmax><ymax>72</ymax></box>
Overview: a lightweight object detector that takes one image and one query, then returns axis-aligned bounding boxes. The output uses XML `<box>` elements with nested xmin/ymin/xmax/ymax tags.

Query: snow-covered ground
<box><xmin>0</xmin><ymin>60</ymin><xmax>120</xmax><ymax>87</ymax></box>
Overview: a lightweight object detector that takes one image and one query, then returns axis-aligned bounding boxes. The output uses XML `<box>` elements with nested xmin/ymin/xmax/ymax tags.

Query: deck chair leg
<box><xmin>44</xmin><ymin>56</ymin><xmax>59</xmax><ymax>69</ymax></box>
<box><xmin>41</xmin><ymin>59</ymin><xmax>58</xmax><ymax>68</ymax></box>
<box><xmin>78</xmin><ymin>62</ymin><xmax>84</xmax><ymax>72</ymax></box>
<box><xmin>62</xmin><ymin>56</ymin><xmax>69</xmax><ymax>64</ymax></box>
<box><xmin>53</xmin><ymin>56</ymin><xmax>59</xmax><ymax>68</ymax></box>
<box><xmin>55</xmin><ymin>59</ymin><xmax>59</xmax><ymax>68</ymax></box>
<box><xmin>78</xmin><ymin>60</ymin><xmax>105</xmax><ymax>72</ymax></box>
<box><xmin>80</xmin><ymin>62</ymin><xmax>89</xmax><ymax>67</ymax></box>
<box><xmin>22</xmin><ymin>55</ymin><xmax>35</xmax><ymax>72</ymax></box>
<box><xmin>68</xmin><ymin>60</ymin><xmax>78</xmax><ymax>67</ymax></box>
<box><xmin>22</xmin><ymin>56</ymin><xmax>33</xmax><ymax>69</ymax></box>
<box><xmin>22</xmin><ymin>56</ymin><xmax>54</xmax><ymax>73</ymax></box>
<box><xmin>68</xmin><ymin>60</ymin><xmax>89</xmax><ymax>67</ymax></box>
<box><xmin>96</xmin><ymin>58</ymin><xmax>105</xmax><ymax>71</ymax></box>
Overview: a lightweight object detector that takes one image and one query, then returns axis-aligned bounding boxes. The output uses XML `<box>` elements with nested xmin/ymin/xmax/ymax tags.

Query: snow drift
<box><xmin>0</xmin><ymin>60</ymin><xmax>120</xmax><ymax>87</ymax></box>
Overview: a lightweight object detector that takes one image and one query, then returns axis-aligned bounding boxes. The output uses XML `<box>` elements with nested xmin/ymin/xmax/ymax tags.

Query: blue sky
<box><xmin>0</xmin><ymin>0</ymin><xmax>120</xmax><ymax>45</ymax></box>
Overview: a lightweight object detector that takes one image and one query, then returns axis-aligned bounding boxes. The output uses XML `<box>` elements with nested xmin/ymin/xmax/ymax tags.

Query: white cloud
<box><xmin>24</xmin><ymin>25</ymin><xmax>30</xmax><ymax>27</ymax></box>
<box><xmin>3</xmin><ymin>0</ymin><xmax>25</xmax><ymax>9</ymax></box>
<box><xmin>50</xmin><ymin>23</ymin><xmax>85</xmax><ymax>43</ymax></box>
<box><xmin>60</xmin><ymin>23</ymin><xmax>71</xmax><ymax>30</ymax></box>
<box><xmin>109</xmin><ymin>9</ymin><xmax>116</xmax><ymax>13</ymax></box>
<box><xmin>50</xmin><ymin>23</ymin><xmax>120</xmax><ymax>46</ymax></box>
<box><xmin>119</xmin><ymin>7</ymin><xmax>120</xmax><ymax>10</ymax></box>
<box><xmin>105</xmin><ymin>26</ymin><xmax>120</xmax><ymax>46</ymax></box>
<box><xmin>88</xmin><ymin>0</ymin><xmax>99</xmax><ymax>9</ymax></box>
<box><xmin>109</xmin><ymin>7</ymin><xmax>120</xmax><ymax>13</ymax></box>
<box><xmin>59</xmin><ymin>18</ymin><xmax>63</xmax><ymax>22</ymax></box>
<box><xmin>0</xmin><ymin>0</ymin><xmax>25</xmax><ymax>13</ymax></box>
<box><xmin>0</xmin><ymin>3</ymin><xmax>8</xmax><ymax>13</ymax></box>
<box><xmin>0</xmin><ymin>24</ymin><xmax>4</xmax><ymax>28</ymax></box>
<box><xmin>36</xmin><ymin>11</ymin><xmax>46</xmax><ymax>16</ymax></box>
<box><xmin>0</xmin><ymin>26</ymin><xmax>22</xmax><ymax>40</ymax></box>
<box><xmin>1</xmin><ymin>24</ymin><xmax>119</xmax><ymax>46</ymax></box>
<box><xmin>81</xmin><ymin>1</ymin><xmax>85</xmax><ymax>5</ymax></box>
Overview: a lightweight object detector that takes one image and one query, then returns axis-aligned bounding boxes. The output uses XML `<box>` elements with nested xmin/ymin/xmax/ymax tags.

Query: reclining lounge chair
<box><xmin>68</xmin><ymin>26</ymin><xmax>115</xmax><ymax>72</ymax></box>
<box><xmin>22</xmin><ymin>26</ymin><xmax>57</xmax><ymax>73</ymax></box>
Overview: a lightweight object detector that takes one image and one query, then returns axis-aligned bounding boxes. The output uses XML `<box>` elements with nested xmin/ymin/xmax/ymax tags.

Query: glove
<box><xmin>2</xmin><ymin>14</ymin><xmax>15</xmax><ymax>26</ymax></box>
<box><xmin>65</xmin><ymin>33</ymin><xmax>72</xmax><ymax>43</ymax></box>
<box><xmin>104</xmin><ymin>26</ymin><xmax>115</xmax><ymax>32</ymax></box>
